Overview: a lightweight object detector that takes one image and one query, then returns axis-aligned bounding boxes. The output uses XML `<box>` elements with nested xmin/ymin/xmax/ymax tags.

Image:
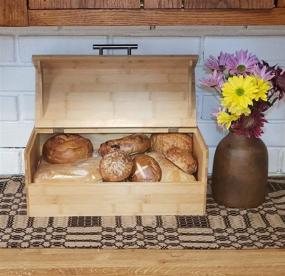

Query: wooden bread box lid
<box><xmin>33</xmin><ymin>55</ymin><xmax>198</xmax><ymax>129</ymax></box>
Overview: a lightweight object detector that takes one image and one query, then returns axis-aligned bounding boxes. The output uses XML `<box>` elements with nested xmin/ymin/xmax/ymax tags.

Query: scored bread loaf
<box><xmin>98</xmin><ymin>134</ymin><xmax>150</xmax><ymax>156</ymax></box>
<box><xmin>42</xmin><ymin>134</ymin><xmax>93</xmax><ymax>164</ymax></box>
<box><xmin>99</xmin><ymin>151</ymin><xmax>133</xmax><ymax>182</ymax></box>
<box><xmin>130</xmin><ymin>154</ymin><xmax>162</xmax><ymax>182</ymax></box>
<box><xmin>147</xmin><ymin>152</ymin><xmax>196</xmax><ymax>182</ymax></box>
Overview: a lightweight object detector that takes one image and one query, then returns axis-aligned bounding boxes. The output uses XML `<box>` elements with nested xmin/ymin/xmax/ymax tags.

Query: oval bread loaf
<box><xmin>150</xmin><ymin>133</ymin><xmax>193</xmax><ymax>154</ymax></box>
<box><xmin>150</xmin><ymin>133</ymin><xmax>197</xmax><ymax>174</ymax></box>
<box><xmin>42</xmin><ymin>134</ymin><xmax>93</xmax><ymax>164</ymax></box>
<box><xmin>99</xmin><ymin>134</ymin><xmax>150</xmax><ymax>156</ymax></box>
<box><xmin>147</xmin><ymin>152</ymin><xmax>196</xmax><ymax>182</ymax></box>
<box><xmin>165</xmin><ymin>147</ymin><xmax>197</xmax><ymax>174</ymax></box>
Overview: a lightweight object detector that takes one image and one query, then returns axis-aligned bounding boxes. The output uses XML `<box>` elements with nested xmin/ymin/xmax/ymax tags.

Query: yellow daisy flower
<box><xmin>221</xmin><ymin>76</ymin><xmax>258</xmax><ymax>116</ymax></box>
<box><xmin>217</xmin><ymin>112</ymin><xmax>239</xmax><ymax>129</ymax></box>
<box><xmin>252</xmin><ymin>77</ymin><xmax>270</xmax><ymax>101</ymax></box>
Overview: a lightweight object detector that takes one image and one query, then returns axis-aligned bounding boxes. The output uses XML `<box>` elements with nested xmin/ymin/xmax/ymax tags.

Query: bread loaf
<box><xmin>165</xmin><ymin>147</ymin><xmax>197</xmax><ymax>174</ymax></box>
<box><xmin>130</xmin><ymin>154</ymin><xmax>161</xmax><ymax>182</ymax></box>
<box><xmin>99</xmin><ymin>151</ymin><xmax>133</xmax><ymax>182</ymax></box>
<box><xmin>150</xmin><ymin>133</ymin><xmax>197</xmax><ymax>174</ymax></box>
<box><xmin>99</xmin><ymin>134</ymin><xmax>150</xmax><ymax>156</ymax></box>
<box><xmin>42</xmin><ymin>134</ymin><xmax>93</xmax><ymax>164</ymax></box>
<box><xmin>34</xmin><ymin>157</ymin><xmax>102</xmax><ymax>184</ymax></box>
<box><xmin>147</xmin><ymin>152</ymin><xmax>196</xmax><ymax>182</ymax></box>
<box><xmin>150</xmin><ymin>133</ymin><xmax>193</xmax><ymax>154</ymax></box>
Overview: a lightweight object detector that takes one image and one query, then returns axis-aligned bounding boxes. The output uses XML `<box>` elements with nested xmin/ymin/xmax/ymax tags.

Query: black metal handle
<box><xmin>93</xmin><ymin>44</ymin><xmax>138</xmax><ymax>55</ymax></box>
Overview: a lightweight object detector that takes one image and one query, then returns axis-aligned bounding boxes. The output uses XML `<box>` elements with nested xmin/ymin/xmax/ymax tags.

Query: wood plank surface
<box><xmin>0</xmin><ymin>249</ymin><xmax>284</xmax><ymax>275</ymax></box>
<box><xmin>0</xmin><ymin>0</ymin><xmax>28</xmax><ymax>26</ymax></box>
<box><xmin>29</xmin><ymin>0</ymin><xmax>140</xmax><ymax>9</ymax></box>
<box><xmin>28</xmin><ymin>8</ymin><xmax>285</xmax><ymax>26</ymax></box>
<box><xmin>33</xmin><ymin>56</ymin><xmax>197</xmax><ymax>129</ymax></box>
<box><xmin>277</xmin><ymin>0</ymin><xmax>285</xmax><ymax>7</ymax></box>
<box><xmin>184</xmin><ymin>0</ymin><xmax>275</xmax><ymax>9</ymax></box>
<box><xmin>144</xmin><ymin>0</ymin><xmax>182</xmax><ymax>9</ymax></box>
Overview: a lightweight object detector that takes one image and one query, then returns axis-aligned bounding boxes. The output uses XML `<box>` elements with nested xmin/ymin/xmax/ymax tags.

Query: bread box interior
<box><xmin>25</xmin><ymin>55</ymin><xmax>208</xmax><ymax>217</ymax></box>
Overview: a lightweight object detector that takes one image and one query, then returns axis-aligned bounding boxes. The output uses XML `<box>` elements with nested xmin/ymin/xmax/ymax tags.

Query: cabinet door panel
<box><xmin>184</xmin><ymin>0</ymin><xmax>274</xmax><ymax>9</ymax></box>
<box><xmin>29</xmin><ymin>0</ymin><xmax>140</xmax><ymax>9</ymax></box>
<box><xmin>0</xmin><ymin>0</ymin><xmax>28</xmax><ymax>26</ymax></box>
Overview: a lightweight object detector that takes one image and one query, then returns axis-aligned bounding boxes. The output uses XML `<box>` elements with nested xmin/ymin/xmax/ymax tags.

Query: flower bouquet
<box><xmin>201</xmin><ymin>50</ymin><xmax>285</xmax><ymax>208</ymax></box>
<box><xmin>201</xmin><ymin>50</ymin><xmax>285</xmax><ymax>138</ymax></box>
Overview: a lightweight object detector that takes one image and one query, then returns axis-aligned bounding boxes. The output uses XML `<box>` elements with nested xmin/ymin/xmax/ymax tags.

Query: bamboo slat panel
<box><xmin>26</xmin><ymin>130</ymin><xmax>207</xmax><ymax>217</ymax></box>
<box><xmin>33</xmin><ymin>56</ymin><xmax>197</xmax><ymax>129</ymax></box>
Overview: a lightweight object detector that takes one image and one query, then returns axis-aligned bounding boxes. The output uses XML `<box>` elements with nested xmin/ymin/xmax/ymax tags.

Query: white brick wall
<box><xmin>0</xmin><ymin>36</ymin><xmax>15</xmax><ymax>63</ymax></box>
<box><xmin>0</xmin><ymin>29</ymin><xmax>285</xmax><ymax>175</ymax></box>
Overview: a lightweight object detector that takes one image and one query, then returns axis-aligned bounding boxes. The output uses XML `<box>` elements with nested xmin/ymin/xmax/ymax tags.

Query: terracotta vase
<box><xmin>212</xmin><ymin>131</ymin><xmax>268</xmax><ymax>208</ymax></box>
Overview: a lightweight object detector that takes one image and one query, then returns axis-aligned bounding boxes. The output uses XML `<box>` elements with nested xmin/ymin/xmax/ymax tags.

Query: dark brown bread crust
<box><xmin>130</xmin><ymin>154</ymin><xmax>162</xmax><ymax>182</ymax></box>
<box><xmin>98</xmin><ymin>134</ymin><xmax>151</xmax><ymax>156</ymax></box>
<box><xmin>99</xmin><ymin>151</ymin><xmax>133</xmax><ymax>182</ymax></box>
<box><xmin>42</xmin><ymin>134</ymin><xmax>93</xmax><ymax>164</ymax></box>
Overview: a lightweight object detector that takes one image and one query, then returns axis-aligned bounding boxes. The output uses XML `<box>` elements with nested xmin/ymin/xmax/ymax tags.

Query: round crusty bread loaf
<box><xmin>150</xmin><ymin>133</ymin><xmax>193</xmax><ymax>154</ymax></box>
<box><xmin>42</xmin><ymin>134</ymin><xmax>93</xmax><ymax>164</ymax></box>
<box><xmin>165</xmin><ymin>147</ymin><xmax>197</xmax><ymax>174</ymax></box>
<box><xmin>147</xmin><ymin>152</ymin><xmax>196</xmax><ymax>182</ymax></box>
<box><xmin>130</xmin><ymin>154</ymin><xmax>162</xmax><ymax>182</ymax></box>
<box><xmin>99</xmin><ymin>151</ymin><xmax>133</xmax><ymax>182</ymax></box>
<box><xmin>150</xmin><ymin>133</ymin><xmax>197</xmax><ymax>174</ymax></box>
<box><xmin>98</xmin><ymin>134</ymin><xmax>150</xmax><ymax>156</ymax></box>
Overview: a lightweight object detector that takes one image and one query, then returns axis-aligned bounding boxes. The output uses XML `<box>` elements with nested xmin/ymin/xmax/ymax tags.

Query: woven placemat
<box><xmin>0</xmin><ymin>176</ymin><xmax>285</xmax><ymax>249</ymax></box>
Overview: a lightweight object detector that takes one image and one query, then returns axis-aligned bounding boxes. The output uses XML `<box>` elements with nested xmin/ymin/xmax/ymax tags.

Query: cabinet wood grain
<box><xmin>28</xmin><ymin>8</ymin><xmax>285</xmax><ymax>26</ymax></box>
<box><xmin>277</xmin><ymin>0</ymin><xmax>285</xmax><ymax>7</ymax></box>
<box><xmin>29</xmin><ymin>0</ymin><xmax>140</xmax><ymax>9</ymax></box>
<box><xmin>184</xmin><ymin>0</ymin><xmax>274</xmax><ymax>9</ymax></box>
<box><xmin>144</xmin><ymin>0</ymin><xmax>182</xmax><ymax>8</ymax></box>
<box><xmin>0</xmin><ymin>0</ymin><xmax>28</xmax><ymax>26</ymax></box>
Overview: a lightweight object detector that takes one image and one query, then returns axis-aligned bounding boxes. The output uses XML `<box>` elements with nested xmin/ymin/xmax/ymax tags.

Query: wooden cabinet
<box><xmin>0</xmin><ymin>0</ymin><xmax>28</xmax><ymax>26</ymax></box>
<box><xmin>28</xmin><ymin>0</ymin><xmax>140</xmax><ymax>9</ymax></box>
<box><xmin>184</xmin><ymin>0</ymin><xmax>274</xmax><ymax>9</ymax></box>
<box><xmin>1</xmin><ymin>1</ymin><xmax>285</xmax><ymax>35</ymax></box>
<box><xmin>28</xmin><ymin>0</ymin><xmax>275</xmax><ymax>9</ymax></box>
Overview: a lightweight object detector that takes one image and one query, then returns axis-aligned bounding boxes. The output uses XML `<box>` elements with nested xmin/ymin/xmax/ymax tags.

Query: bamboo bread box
<box><xmin>25</xmin><ymin>55</ymin><xmax>208</xmax><ymax>217</ymax></box>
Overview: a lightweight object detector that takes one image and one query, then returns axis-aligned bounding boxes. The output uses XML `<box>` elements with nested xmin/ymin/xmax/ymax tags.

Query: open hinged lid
<box><xmin>33</xmin><ymin>55</ymin><xmax>198</xmax><ymax>129</ymax></box>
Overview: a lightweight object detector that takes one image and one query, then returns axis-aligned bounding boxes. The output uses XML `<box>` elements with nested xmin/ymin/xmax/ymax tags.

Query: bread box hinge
<box><xmin>168</xmin><ymin>127</ymin><xmax>179</xmax><ymax>133</ymax></box>
<box><xmin>53</xmin><ymin>128</ymin><xmax>64</xmax><ymax>134</ymax></box>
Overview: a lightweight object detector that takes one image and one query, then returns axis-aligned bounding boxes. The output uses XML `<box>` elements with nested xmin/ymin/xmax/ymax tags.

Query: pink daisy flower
<box><xmin>253</xmin><ymin>64</ymin><xmax>274</xmax><ymax>81</ymax></box>
<box><xmin>200</xmin><ymin>70</ymin><xmax>225</xmax><ymax>90</ymax></box>
<box><xmin>228</xmin><ymin>50</ymin><xmax>259</xmax><ymax>75</ymax></box>
<box><xmin>205</xmin><ymin>52</ymin><xmax>233</xmax><ymax>72</ymax></box>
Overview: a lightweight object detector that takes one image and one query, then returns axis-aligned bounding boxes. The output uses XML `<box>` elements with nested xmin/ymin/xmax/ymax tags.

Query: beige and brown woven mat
<box><xmin>0</xmin><ymin>176</ymin><xmax>284</xmax><ymax>249</ymax></box>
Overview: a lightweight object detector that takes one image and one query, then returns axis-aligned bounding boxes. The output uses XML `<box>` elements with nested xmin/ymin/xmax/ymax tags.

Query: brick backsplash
<box><xmin>0</xmin><ymin>30</ymin><xmax>285</xmax><ymax>175</ymax></box>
